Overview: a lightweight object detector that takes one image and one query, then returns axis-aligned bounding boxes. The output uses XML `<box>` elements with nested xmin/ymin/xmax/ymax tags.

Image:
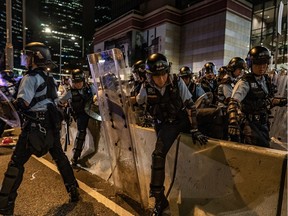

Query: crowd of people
<box><xmin>130</xmin><ymin>46</ymin><xmax>287</xmax><ymax>215</ymax></box>
<box><xmin>0</xmin><ymin>41</ymin><xmax>286</xmax><ymax>216</ymax></box>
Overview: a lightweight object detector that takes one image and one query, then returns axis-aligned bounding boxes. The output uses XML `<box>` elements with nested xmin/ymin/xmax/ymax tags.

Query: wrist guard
<box><xmin>227</xmin><ymin>98</ymin><xmax>239</xmax><ymax>124</ymax></box>
<box><xmin>187</xmin><ymin>104</ymin><xmax>198</xmax><ymax>130</ymax></box>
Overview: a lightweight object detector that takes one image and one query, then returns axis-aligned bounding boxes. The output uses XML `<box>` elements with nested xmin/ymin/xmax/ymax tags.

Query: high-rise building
<box><xmin>1</xmin><ymin>0</ymin><xmax>86</xmax><ymax>72</ymax></box>
<box><xmin>26</xmin><ymin>0</ymin><xmax>84</xmax><ymax>73</ymax></box>
<box><xmin>0</xmin><ymin>0</ymin><xmax>28</xmax><ymax>70</ymax></box>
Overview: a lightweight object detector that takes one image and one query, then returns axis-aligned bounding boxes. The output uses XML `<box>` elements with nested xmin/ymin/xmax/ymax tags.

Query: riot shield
<box><xmin>84</xmin><ymin>97</ymin><xmax>102</xmax><ymax>121</ymax></box>
<box><xmin>88</xmin><ymin>48</ymin><xmax>142</xmax><ymax>204</ymax></box>
<box><xmin>0</xmin><ymin>89</ymin><xmax>20</xmax><ymax>128</ymax></box>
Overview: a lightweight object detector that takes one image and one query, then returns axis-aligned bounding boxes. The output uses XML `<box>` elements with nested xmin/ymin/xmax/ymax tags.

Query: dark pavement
<box><xmin>0</xmin><ymin>143</ymin><xmax>147</xmax><ymax>216</ymax></box>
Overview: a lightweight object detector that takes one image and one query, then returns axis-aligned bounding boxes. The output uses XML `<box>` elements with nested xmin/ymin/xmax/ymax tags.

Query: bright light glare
<box><xmin>44</xmin><ymin>27</ymin><xmax>52</xmax><ymax>33</ymax></box>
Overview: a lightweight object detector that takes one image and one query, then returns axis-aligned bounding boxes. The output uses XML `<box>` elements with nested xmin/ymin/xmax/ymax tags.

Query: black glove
<box><xmin>228</xmin><ymin>122</ymin><xmax>240</xmax><ymax>142</ymax></box>
<box><xmin>272</xmin><ymin>98</ymin><xmax>287</xmax><ymax>107</ymax></box>
<box><xmin>191</xmin><ymin>129</ymin><xmax>208</xmax><ymax>145</ymax></box>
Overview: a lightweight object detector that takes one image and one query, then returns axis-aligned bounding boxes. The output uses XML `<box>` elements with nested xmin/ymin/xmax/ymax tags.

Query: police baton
<box><xmin>64</xmin><ymin>105</ymin><xmax>70</xmax><ymax>152</ymax></box>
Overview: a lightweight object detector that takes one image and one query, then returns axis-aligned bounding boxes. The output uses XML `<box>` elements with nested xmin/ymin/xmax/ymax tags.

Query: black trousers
<box><xmin>150</xmin><ymin>110</ymin><xmax>191</xmax><ymax>195</ymax></box>
<box><xmin>1</xmin><ymin>120</ymin><xmax>77</xmax><ymax>204</ymax></box>
<box><xmin>242</xmin><ymin>120</ymin><xmax>270</xmax><ymax>147</ymax></box>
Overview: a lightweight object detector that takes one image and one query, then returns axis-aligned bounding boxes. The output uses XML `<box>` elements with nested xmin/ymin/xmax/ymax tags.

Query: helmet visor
<box><xmin>252</xmin><ymin>58</ymin><xmax>270</xmax><ymax>65</ymax></box>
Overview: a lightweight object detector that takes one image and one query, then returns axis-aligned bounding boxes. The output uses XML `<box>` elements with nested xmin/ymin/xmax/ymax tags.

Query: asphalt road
<box><xmin>0</xmin><ymin>145</ymin><xmax>148</xmax><ymax>216</ymax></box>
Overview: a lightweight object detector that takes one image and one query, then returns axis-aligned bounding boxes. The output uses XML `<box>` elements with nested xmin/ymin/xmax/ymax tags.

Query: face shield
<box><xmin>20</xmin><ymin>50</ymin><xmax>34</xmax><ymax>68</ymax></box>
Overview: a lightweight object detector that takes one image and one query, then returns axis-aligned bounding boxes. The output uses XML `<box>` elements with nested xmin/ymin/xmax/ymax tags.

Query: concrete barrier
<box><xmin>128</xmin><ymin>125</ymin><xmax>287</xmax><ymax>215</ymax></box>
<box><xmin>71</xmin><ymin>119</ymin><xmax>287</xmax><ymax>215</ymax></box>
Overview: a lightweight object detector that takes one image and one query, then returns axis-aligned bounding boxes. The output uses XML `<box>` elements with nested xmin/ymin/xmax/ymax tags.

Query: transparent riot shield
<box><xmin>0</xmin><ymin>89</ymin><xmax>20</xmax><ymax>128</ymax></box>
<box><xmin>87</xmin><ymin>48</ymin><xmax>142</xmax><ymax>204</ymax></box>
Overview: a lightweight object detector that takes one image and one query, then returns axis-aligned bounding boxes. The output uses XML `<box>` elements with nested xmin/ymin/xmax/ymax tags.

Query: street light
<box><xmin>59</xmin><ymin>37</ymin><xmax>62</xmax><ymax>75</ymax></box>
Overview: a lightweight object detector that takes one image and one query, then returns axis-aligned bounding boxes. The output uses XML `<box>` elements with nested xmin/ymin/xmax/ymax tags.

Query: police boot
<box><xmin>150</xmin><ymin>189</ymin><xmax>169</xmax><ymax>216</ymax></box>
<box><xmin>0</xmin><ymin>201</ymin><xmax>14</xmax><ymax>216</ymax></box>
<box><xmin>0</xmin><ymin>166</ymin><xmax>19</xmax><ymax>215</ymax></box>
<box><xmin>67</xmin><ymin>184</ymin><xmax>80</xmax><ymax>202</ymax></box>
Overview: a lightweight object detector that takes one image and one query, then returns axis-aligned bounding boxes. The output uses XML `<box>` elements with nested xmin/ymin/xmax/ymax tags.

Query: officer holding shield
<box><xmin>0</xmin><ymin>42</ymin><xmax>80</xmax><ymax>216</ymax></box>
<box><xmin>59</xmin><ymin>69</ymin><xmax>97</xmax><ymax>167</ymax></box>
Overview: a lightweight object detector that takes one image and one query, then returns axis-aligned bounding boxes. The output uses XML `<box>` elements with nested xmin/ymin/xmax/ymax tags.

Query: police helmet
<box><xmin>246</xmin><ymin>46</ymin><xmax>271</xmax><ymax>68</ymax></box>
<box><xmin>132</xmin><ymin>60</ymin><xmax>146</xmax><ymax>74</ymax></box>
<box><xmin>72</xmin><ymin>69</ymin><xmax>85</xmax><ymax>83</ymax></box>
<box><xmin>25</xmin><ymin>42</ymin><xmax>56</xmax><ymax>69</ymax></box>
<box><xmin>145</xmin><ymin>53</ymin><xmax>170</xmax><ymax>76</ymax></box>
<box><xmin>178</xmin><ymin>66</ymin><xmax>193</xmax><ymax>78</ymax></box>
<box><xmin>204</xmin><ymin>62</ymin><xmax>217</xmax><ymax>75</ymax></box>
<box><xmin>132</xmin><ymin>60</ymin><xmax>146</xmax><ymax>81</ymax></box>
<box><xmin>218</xmin><ymin>66</ymin><xmax>227</xmax><ymax>75</ymax></box>
<box><xmin>227</xmin><ymin>57</ymin><xmax>247</xmax><ymax>72</ymax></box>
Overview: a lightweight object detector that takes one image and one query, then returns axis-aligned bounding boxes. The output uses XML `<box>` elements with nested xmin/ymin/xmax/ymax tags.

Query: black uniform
<box><xmin>59</xmin><ymin>69</ymin><xmax>96</xmax><ymax>166</ymax></box>
<box><xmin>0</xmin><ymin>42</ymin><xmax>79</xmax><ymax>216</ymax></box>
<box><xmin>0</xmin><ymin>69</ymin><xmax>79</xmax><ymax>215</ymax></box>
<box><xmin>228</xmin><ymin>46</ymin><xmax>287</xmax><ymax>147</ymax></box>
<box><xmin>137</xmin><ymin>53</ymin><xmax>207</xmax><ymax>216</ymax></box>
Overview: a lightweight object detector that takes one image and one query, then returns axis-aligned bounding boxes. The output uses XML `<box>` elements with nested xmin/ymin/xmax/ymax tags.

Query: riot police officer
<box><xmin>178</xmin><ymin>66</ymin><xmax>206</xmax><ymax>102</ymax></box>
<box><xmin>59</xmin><ymin>69</ymin><xmax>97</xmax><ymax>167</ymax></box>
<box><xmin>130</xmin><ymin>59</ymin><xmax>147</xmax><ymax>97</ymax></box>
<box><xmin>199</xmin><ymin>62</ymin><xmax>218</xmax><ymax>104</ymax></box>
<box><xmin>0</xmin><ymin>42</ymin><xmax>79</xmax><ymax>215</ymax></box>
<box><xmin>217</xmin><ymin>66</ymin><xmax>228</xmax><ymax>83</ymax></box>
<box><xmin>136</xmin><ymin>53</ymin><xmax>207</xmax><ymax>215</ymax></box>
<box><xmin>216</xmin><ymin>58</ymin><xmax>246</xmax><ymax>140</ymax></box>
<box><xmin>228</xmin><ymin>46</ymin><xmax>287</xmax><ymax>147</ymax></box>
<box><xmin>58</xmin><ymin>76</ymin><xmax>71</xmax><ymax>96</ymax></box>
<box><xmin>217</xmin><ymin>57</ymin><xmax>246</xmax><ymax>107</ymax></box>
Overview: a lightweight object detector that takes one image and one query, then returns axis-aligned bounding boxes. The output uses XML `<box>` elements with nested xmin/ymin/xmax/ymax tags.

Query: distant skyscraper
<box><xmin>27</xmin><ymin>0</ymin><xmax>84</xmax><ymax>72</ymax></box>
<box><xmin>0</xmin><ymin>0</ymin><xmax>26</xmax><ymax>69</ymax></box>
<box><xmin>94</xmin><ymin>0</ymin><xmax>112</xmax><ymax>29</ymax></box>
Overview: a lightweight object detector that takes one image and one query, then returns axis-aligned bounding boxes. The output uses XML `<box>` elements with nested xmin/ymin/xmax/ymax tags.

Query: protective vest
<box><xmin>187</xmin><ymin>82</ymin><xmax>197</xmax><ymax>102</ymax></box>
<box><xmin>70</xmin><ymin>83</ymin><xmax>92</xmax><ymax>114</ymax></box>
<box><xmin>217</xmin><ymin>76</ymin><xmax>234</xmax><ymax>105</ymax></box>
<box><xmin>200</xmin><ymin>77</ymin><xmax>218</xmax><ymax>104</ymax></box>
<box><xmin>29</xmin><ymin>69</ymin><xmax>58</xmax><ymax>107</ymax></box>
<box><xmin>145</xmin><ymin>74</ymin><xmax>183</xmax><ymax>122</ymax></box>
<box><xmin>241</xmin><ymin>73</ymin><xmax>274</xmax><ymax>115</ymax></box>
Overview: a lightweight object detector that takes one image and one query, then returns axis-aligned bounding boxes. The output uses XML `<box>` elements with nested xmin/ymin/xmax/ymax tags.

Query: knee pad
<box><xmin>0</xmin><ymin>166</ymin><xmax>19</xmax><ymax>197</ymax></box>
<box><xmin>77</xmin><ymin>130</ymin><xmax>86</xmax><ymax>141</ymax></box>
<box><xmin>74</xmin><ymin>130</ymin><xmax>86</xmax><ymax>151</ymax></box>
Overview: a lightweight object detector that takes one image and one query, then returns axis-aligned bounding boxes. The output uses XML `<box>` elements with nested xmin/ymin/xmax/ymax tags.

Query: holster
<box><xmin>47</xmin><ymin>103</ymin><xmax>62</xmax><ymax>130</ymax></box>
<box><xmin>27</xmin><ymin>123</ymin><xmax>54</xmax><ymax>157</ymax></box>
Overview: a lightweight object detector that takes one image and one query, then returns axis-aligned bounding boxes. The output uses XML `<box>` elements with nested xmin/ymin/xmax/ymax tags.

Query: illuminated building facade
<box><xmin>92</xmin><ymin>0</ymin><xmax>287</xmax><ymax>72</ymax></box>
<box><xmin>35</xmin><ymin>0</ymin><xmax>84</xmax><ymax>72</ymax></box>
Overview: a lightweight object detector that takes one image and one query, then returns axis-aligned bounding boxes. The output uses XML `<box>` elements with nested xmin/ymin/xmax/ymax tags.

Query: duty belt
<box><xmin>24</xmin><ymin>111</ymin><xmax>47</xmax><ymax>122</ymax></box>
<box><xmin>246</xmin><ymin>113</ymin><xmax>268</xmax><ymax>124</ymax></box>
